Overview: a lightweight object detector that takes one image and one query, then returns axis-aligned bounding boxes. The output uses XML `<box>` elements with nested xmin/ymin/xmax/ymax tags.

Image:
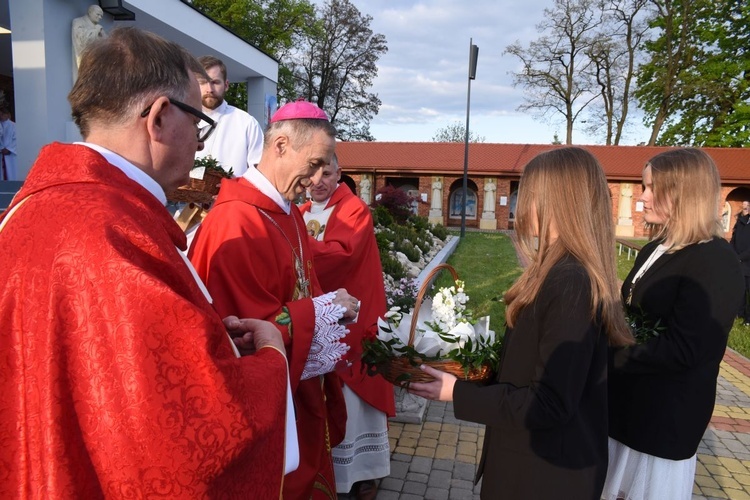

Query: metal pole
<box><xmin>460</xmin><ymin>39</ymin><xmax>478</xmax><ymax>238</ymax></box>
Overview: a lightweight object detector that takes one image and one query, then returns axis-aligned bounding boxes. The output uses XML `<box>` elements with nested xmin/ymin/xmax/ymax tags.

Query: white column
<box><xmin>615</xmin><ymin>183</ymin><xmax>635</xmax><ymax>237</ymax></box>
<box><xmin>10</xmin><ymin>0</ymin><xmax>102</xmax><ymax>178</ymax></box>
<box><xmin>246</xmin><ymin>76</ymin><xmax>277</xmax><ymax>128</ymax></box>
<box><xmin>479</xmin><ymin>178</ymin><xmax>497</xmax><ymax>230</ymax></box>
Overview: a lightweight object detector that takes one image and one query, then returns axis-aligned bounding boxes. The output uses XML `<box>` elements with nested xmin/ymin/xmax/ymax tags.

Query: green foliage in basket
<box><xmin>194</xmin><ymin>155</ymin><xmax>233</xmax><ymax>178</ymax></box>
<box><xmin>361</xmin><ymin>322</ymin><xmax>503</xmax><ymax>382</ymax></box>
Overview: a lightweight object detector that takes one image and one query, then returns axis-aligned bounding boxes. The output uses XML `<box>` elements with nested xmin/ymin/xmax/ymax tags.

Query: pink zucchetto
<box><xmin>270</xmin><ymin>98</ymin><xmax>329</xmax><ymax>123</ymax></box>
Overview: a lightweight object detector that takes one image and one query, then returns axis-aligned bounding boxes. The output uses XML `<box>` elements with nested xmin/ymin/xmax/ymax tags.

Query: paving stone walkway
<box><xmin>363</xmin><ymin>348</ymin><xmax>750</xmax><ymax>500</ymax></box>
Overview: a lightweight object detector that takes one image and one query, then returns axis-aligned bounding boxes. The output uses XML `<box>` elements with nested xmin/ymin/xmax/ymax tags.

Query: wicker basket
<box><xmin>167</xmin><ymin>169</ymin><xmax>227</xmax><ymax>205</ymax></box>
<box><xmin>378</xmin><ymin>263</ymin><xmax>494</xmax><ymax>385</ymax></box>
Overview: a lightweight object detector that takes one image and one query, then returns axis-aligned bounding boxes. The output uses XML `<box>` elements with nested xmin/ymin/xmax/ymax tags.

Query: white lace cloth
<box><xmin>301</xmin><ymin>292</ymin><xmax>350</xmax><ymax>379</ymax></box>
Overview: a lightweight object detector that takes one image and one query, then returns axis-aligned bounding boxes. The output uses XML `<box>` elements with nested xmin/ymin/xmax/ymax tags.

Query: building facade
<box><xmin>337</xmin><ymin>142</ymin><xmax>750</xmax><ymax>239</ymax></box>
<box><xmin>0</xmin><ymin>0</ymin><xmax>278</xmax><ymax>178</ymax></box>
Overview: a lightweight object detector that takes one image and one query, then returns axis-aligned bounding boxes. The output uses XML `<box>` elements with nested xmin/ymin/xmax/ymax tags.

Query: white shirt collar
<box><xmin>309</xmin><ymin>196</ymin><xmax>332</xmax><ymax>214</ymax></box>
<box><xmin>204</xmin><ymin>100</ymin><xmax>229</xmax><ymax>121</ymax></box>
<box><xmin>77</xmin><ymin>142</ymin><xmax>167</xmax><ymax>205</ymax></box>
<box><xmin>242</xmin><ymin>166</ymin><xmax>292</xmax><ymax>214</ymax></box>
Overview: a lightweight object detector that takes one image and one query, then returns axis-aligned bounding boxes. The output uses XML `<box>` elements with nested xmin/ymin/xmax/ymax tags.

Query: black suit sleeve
<box><xmin>611</xmin><ymin>242</ymin><xmax>741</xmax><ymax>375</ymax></box>
<box><xmin>453</xmin><ymin>263</ymin><xmax>601</xmax><ymax>430</ymax></box>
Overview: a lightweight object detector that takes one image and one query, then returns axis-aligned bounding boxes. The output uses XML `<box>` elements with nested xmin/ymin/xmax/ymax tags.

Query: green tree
<box><xmin>187</xmin><ymin>0</ymin><xmax>317</xmax><ymax>104</ymax></box>
<box><xmin>431</xmin><ymin>122</ymin><xmax>485</xmax><ymax>143</ymax></box>
<box><xmin>289</xmin><ymin>0</ymin><xmax>387</xmax><ymax>141</ymax></box>
<box><xmin>634</xmin><ymin>0</ymin><xmax>705</xmax><ymax>145</ymax></box>
<box><xmin>646</xmin><ymin>0</ymin><xmax>750</xmax><ymax>146</ymax></box>
<box><xmin>505</xmin><ymin>0</ymin><xmax>605</xmax><ymax>145</ymax></box>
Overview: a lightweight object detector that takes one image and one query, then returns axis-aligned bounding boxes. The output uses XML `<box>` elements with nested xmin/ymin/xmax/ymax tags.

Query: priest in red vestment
<box><xmin>300</xmin><ymin>156</ymin><xmax>396</xmax><ymax>499</ymax></box>
<box><xmin>189</xmin><ymin>100</ymin><xmax>359</xmax><ymax>499</ymax></box>
<box><xmin>0</xmin><ymin>28</ymin><xmax>290</xmax><ymax>499</ymax></box>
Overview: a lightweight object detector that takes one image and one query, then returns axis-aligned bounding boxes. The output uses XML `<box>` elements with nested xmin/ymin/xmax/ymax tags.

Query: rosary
<box><xmin>258</xmin><ymin>208</ymin><xmax>310</xmax><ymax>298</ymax></box>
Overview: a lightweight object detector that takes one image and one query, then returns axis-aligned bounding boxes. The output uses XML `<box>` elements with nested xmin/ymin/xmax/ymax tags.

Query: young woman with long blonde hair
<box><xmin>603</xmin><ymin>148</ymin><xmax>743</xmax><ymax>499</ymax></box>
<box><xmin>410</xmin><ymin>147</ymin><xmax>632</xmax><ymax>499</ymax></box>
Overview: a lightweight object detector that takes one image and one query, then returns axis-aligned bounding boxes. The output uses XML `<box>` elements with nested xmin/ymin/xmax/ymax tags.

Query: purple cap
<box><xmin>270</xmin><ymin>98</ymin><xmax>329</xmax><ymax>123</ymax></box>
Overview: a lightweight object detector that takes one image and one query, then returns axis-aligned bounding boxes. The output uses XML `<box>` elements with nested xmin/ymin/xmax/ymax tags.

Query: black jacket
<box><xmin>731</xmin><ymin>214</ymin><xmax>750</xmax><ymax>276</ymax></box>
<box><xmin>453</xmin><ymin>255</ymin><xmax>608</xmax><ymax>500</ymax></box>
<box><xmin>609</xmin><ymin>237</ymin><xmax>743</xmax><ymax>460</ymax></box>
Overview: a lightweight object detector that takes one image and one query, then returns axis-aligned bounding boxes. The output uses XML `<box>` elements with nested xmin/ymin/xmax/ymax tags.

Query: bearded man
<box><xmin>194</xmin><ymin>55</ymin><xmax>264</xmax><ymax>177</ymax></box>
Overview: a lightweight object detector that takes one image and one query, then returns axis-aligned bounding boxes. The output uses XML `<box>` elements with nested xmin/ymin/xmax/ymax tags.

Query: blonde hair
<box><xmin>646</xmin><ymin>148</ymin><xmax>723</xmax><ymax>251</ymax></box>
<box><xmin>505</xmin><ymin>147</ymin><xmax>633</xmax><ymax>347</ymax></box>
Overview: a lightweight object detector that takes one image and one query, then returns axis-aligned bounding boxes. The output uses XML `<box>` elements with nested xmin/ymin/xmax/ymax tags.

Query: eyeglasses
<box><xmin>140</xmin><ymin>98</ymin><xmax>216</xmax><ymax>143</ymax></box>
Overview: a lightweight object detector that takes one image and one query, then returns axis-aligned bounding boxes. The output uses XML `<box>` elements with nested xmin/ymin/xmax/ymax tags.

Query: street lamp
<box><xmin>460</xmin><ymin>39</ymin><xmax>479</xmax><ymax>238</ymax></box>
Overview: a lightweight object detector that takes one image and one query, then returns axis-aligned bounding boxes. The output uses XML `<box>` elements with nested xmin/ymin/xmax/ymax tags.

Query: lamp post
<box><xmin>460</xmin><ymin>39</ymin><xmax>479</xmax><ymax>238</ymax></box>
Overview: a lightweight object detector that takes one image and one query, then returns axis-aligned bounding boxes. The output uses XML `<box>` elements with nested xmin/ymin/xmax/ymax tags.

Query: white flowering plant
<box><xmin>363</xmin><ymin>279</ymin><xmax>502</xmax><ymax>383</ymax></box>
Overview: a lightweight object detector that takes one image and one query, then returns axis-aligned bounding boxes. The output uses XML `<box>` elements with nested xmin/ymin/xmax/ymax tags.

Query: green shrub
<box><xmin>380</xmin><ymin>251</ymin><xmax>406</xmax><ymax>280</ymax></box>
<box><xmin>431</xmin><ymin>223</ymin><xmax>448</xmax><ymax>241</ymax></box>
<box><xmin>394</xmin><ymin>240</ymin><xmax>421</xmax><ymax>263</ymax></box>
<box><xmin>372</xmin><ymin>205</ymin><xmax>394</xmax><ymax>228</ymax></box>
<box><xmin>408</xmin><ymin>215</ymin><xmax>430</xmax><ymax>233</ymax></box>
<box><xmin>375</xmin><ymin>232</ymin><xmax>392</xmax><ymax>255</ymax></box>
<box><xmin>392</xmin><ymin>225</ymin><xmax>431</xmax><ymax>255</ymax></box>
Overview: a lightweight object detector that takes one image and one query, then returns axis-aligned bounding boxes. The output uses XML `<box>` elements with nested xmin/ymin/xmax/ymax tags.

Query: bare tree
<box><xmin>585</xmin><ymin>0</ymin><xmax>651</xmax><ymax>144</ymax></box>
<box><xmin>289</xmin><ymin>0</ymin><xmax>387</xmax><ymax>141</ymax></box>
<box><xmin>505</xmin><ymin>0</ymin><xmax>606</xmax><ymax>144</ymax></box>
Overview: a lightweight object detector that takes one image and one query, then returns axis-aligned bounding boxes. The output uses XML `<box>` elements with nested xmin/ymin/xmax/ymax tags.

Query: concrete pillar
<box><xmin>246</xmin><ymin>75</ymin><xmax>277</xmax><ymax>128</ymax></box>
<box><xmin>479</xmin><ymin>177</ymin><xmax>497</xmax><ymax>230</ymax></box>
<box><xmin>616</xmin><ymin>183</ymin><xmax>635</xmax><ymax>237</ymax></box>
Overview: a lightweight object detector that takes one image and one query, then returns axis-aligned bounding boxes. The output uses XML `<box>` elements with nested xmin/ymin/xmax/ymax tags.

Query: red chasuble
<box><xmin>189</xmin><ymin>177</ymin><xmax>347</xmax><ymax>499</ymax></box>
<box><xmin>0</xmin><ymin>143</ymin><xmax>288</xmax><ymax>499</ymax></box>
<box><xmin>300</xmin><ymin>185</ymin><xmax>396</xmax><ymax>417</ymax></box>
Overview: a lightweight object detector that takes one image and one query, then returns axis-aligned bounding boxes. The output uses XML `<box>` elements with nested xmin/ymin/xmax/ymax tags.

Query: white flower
<box><xmin>376</xmin><ymin>278</ymin><xmax>493</xmax><ymax>360</ymax></box>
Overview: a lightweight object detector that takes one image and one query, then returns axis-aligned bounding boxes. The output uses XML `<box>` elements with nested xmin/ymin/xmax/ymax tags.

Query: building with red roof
<box><xmin>336</xmin><ymin>142</ymin><xmax>750</xmax><ymax>238</ymax></box>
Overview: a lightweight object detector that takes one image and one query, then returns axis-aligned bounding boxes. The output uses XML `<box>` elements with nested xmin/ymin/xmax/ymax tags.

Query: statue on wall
<box><xmin>722</xmin><ymin>201</ymin><xmax>732</xmax><ymax>233</ymax></box>
<box><xmin>72</xmin><ymin>5</ymin><xmax>106</xmax><ymax>82</ymax></box>
<box><xmin>430</xmin><ymin>177</ymin><xmax>443</xmax><ymax>212</ymax></box>
<box><xmin>482</xmin><ymin>178</ymin><xmax>496</xmax><ymax>216</ymax></box>
<box><xmin>359</xmin><ymin>175</ymin><xmax>372</xmax><ymax>204</ymax></box>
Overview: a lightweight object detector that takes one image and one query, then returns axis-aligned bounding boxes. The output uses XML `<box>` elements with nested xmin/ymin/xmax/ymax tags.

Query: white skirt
<box><xmin>601</xmin><ymin>437</ymin><xmax>695</xmax><ymax>500</ymax></box>
<box><xmin>332</xmin><ymin>385</ymin><xmax>391</xmax><ymax>493</ymax></box>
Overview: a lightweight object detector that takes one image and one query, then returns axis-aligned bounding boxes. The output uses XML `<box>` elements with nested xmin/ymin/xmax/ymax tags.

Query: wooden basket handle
<box><xmin>408</xmin><ymin>263</ymin><xmax>459</xmax><ymax>346</ymax></box>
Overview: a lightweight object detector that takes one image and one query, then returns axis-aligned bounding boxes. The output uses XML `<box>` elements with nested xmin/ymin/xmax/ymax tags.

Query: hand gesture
<box><xmin>223</xmin><ymin>316</ymin><xmax>286</xmax><ymax>357</ymax></box>
<box><xmin>332</xmin><ymin>288</ymin><xmax>360</xmax><ymax>320</ymax></box>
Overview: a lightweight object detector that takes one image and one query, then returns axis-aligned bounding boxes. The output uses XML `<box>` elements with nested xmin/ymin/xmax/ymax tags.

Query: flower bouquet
<box><xmin>363</xmin><ymin>264</ymin><xmax>502</xmax><ymax>385</ymax></box>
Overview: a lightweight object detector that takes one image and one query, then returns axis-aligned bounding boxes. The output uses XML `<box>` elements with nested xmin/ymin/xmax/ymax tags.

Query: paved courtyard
<box><xmin>357</xmin><ymin>348</ymin><xmax>750</xmax><ymax>499</ymax></box>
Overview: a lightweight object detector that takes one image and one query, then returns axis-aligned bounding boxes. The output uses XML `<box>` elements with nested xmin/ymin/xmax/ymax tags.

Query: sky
<box><xmin>314</xmin><ymin>0</ymin><xmax>653</xmax><ymax>145</ymax></box>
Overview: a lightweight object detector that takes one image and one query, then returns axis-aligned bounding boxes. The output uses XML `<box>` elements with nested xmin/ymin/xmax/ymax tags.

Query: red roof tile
<box><xmin>336</xmin><ymin>142</ymin><xmax>750</xmax><ymax>183</ymax></box>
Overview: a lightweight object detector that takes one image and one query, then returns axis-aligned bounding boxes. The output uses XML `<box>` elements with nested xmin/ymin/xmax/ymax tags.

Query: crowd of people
<box><xmin>0</xmin><ymin>25</ymin><xmax>746</xmax><ymax>500</ymax></box>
